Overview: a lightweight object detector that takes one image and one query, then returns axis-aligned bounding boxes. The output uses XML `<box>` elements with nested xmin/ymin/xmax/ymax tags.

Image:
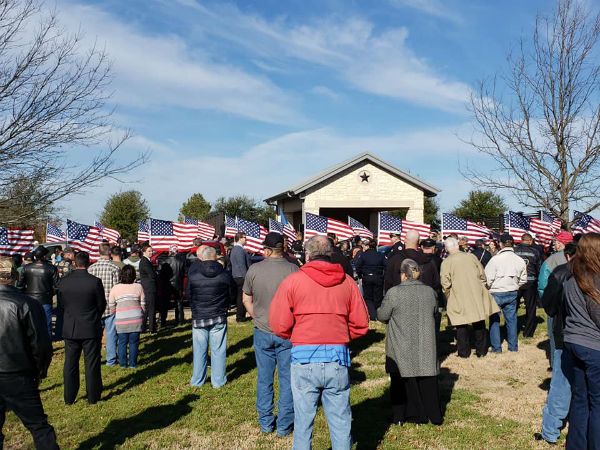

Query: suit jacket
<box><xmin>139</xmin><ymin>256</ymin><xmax>157</xmax><ymax>293</ymax></box>
<box><xmin>57</xmin><ymin>270</ymin><xmax>106</xmax><ymax>339</ymax></box>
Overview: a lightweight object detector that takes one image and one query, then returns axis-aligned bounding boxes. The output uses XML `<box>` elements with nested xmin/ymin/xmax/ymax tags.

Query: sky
<box><xmin>52</xmin><ymin>0</ymin><xmax>568</xmax><ymax>223</ymax></box>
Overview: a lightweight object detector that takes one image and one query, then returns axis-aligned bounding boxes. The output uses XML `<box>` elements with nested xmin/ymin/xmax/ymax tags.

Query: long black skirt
<box><xmin>389</xmin><ymin>373</ymin><xmax>443</xmax><ymax>425</ymax></box>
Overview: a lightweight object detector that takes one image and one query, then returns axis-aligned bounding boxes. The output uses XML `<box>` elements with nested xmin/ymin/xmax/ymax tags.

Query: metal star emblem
<box><xmin>359</xmin><ymin>171</ymin><xmax>370</xmax><ymax>182</ymax></box>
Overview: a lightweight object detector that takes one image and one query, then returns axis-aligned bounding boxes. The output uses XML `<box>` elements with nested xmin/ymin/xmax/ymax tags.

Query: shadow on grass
<box><xmin>227</xmin><ymin>349</ymin><xmax>256</xmax><ymax>382</ymax></box>
<box><xmin>76</xmin><ymin>393</ymin><xmax>199</xmax><ymax>450</ymax></box>
<box><xmin>227</xmin><ymin>334</ymin><xmax>253</xmax><ymax>357</ymax></box>
<box><xmin>352</xmin><ymin>386</ymin><xmax>390</xmax><ymax>450</ymax></box>
<box><xmin>537</xmin><ymin>339</ymin><xmax>552</xmax><ymax>366</ymax></box>
<box><xmin>39</xmin><ymin>382</ymin><xmax>61</xmax><ymax>393</ymax></box>
<box><xmin>352</xmin><ymin>368</ymin><xmax>456</xmax><ymax>449</ymax></box>
<box><xmin>137</xmin><ymin>331</ymin><xmax>191</xmax><ymax>365</ymax></box>
<box><xmin>103</xmin><ymin>351</ymin><xmax>193</xmax><ymax>400</ymax></box>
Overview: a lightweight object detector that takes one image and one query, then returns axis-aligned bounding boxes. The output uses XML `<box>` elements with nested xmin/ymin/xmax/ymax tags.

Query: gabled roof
<box><xmin>265</xmin><ymin>152</ymin><xmax>440</xmax><ymax>203</ymax></box>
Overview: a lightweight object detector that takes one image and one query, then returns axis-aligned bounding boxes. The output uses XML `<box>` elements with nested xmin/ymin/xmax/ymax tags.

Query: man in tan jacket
<box><xmin>441</xmin><ymin>237</ymin><xmax>500</xmax><ymax>358</ymax></box>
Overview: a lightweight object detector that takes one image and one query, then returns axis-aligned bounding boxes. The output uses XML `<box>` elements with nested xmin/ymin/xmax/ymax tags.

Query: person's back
<box><xmin>0</xmin><ymin>258</ymin><xmax>58</xmax><ymax>449</ymax></box>
<box><xmin>57</xmin><ymin>252</ymin><xmax>106</xmax><ymax>405</ymax></box>
<box><xmin>188</xmin><ymin>260</ymin><xmax>233</xmax><ymax>322</ymax></box>
<box><xmin>58</xmin><ymin>269</ymin><xmax>106</xmax><ymax>340</ymax></box>
<box><xmin>485</xmin><ymin>247</ymin><xmax>528</xmax><ymax>293</ymax></box>
<box><xmin>242</xmin><ymin>233</ymin><xmax>299</xmax><ymax>436</ymax></box>
<box><xmin>0</xmin><ymin>284</ymin><xmax>53</xmax><ymax>378</ymax></box>
<box><xmin>188</xmin><ymin>247</ymin><xmax>234</xmax><ymax>389</ymax></box>
<box><xmin>269</xmin><ymin>236</ymin><xmax>369</xmax><ymax>450</ymax></box>
<box><xmin>20</xmin><ymin>259</ymin><xmax>57</xmax><ymax>304</ymax></box>
<box><xmin>270</xmin><ymin>259</ymin><xmax>368</xmax><ymax>345</ymax></box>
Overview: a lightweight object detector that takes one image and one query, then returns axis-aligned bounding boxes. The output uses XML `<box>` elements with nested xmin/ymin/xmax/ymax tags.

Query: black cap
<box><xmin>420</xmin><ymin>238</ymin><xmax>436</xmax><ymax>248</ymax></box>
<box><xmin>32</xmin><ymin>246</ymin><xmax>49</xmax><ymax>259</ymax></box>
<box><xmin>262</xmin><ymin>232</ymin><xmax>284</xmax><ymax>249</ymax></box>
<box><xmin>499</xmin><ymin>233</ymin><xmax>514</xmax><ymax>244</ymax></box>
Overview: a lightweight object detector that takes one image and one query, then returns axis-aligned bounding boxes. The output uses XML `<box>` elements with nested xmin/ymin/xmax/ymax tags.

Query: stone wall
<box><xmin>301</xmin><ymin>162</ymin><xmax>425</xmax><ymax>223</ymax></box>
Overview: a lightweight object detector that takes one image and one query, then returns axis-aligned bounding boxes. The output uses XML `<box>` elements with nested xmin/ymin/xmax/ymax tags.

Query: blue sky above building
<box><xmin>56</xmin><ymin>0</ymin><xmax>572</xmax><ymax>223</ymax></box>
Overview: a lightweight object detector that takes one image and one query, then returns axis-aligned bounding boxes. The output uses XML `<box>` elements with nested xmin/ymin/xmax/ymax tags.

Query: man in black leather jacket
<box><xmin>18</xmin><ymin>246</ymin><xmax>59</xmax><ymax>337</ymax></box>
<box><xmin>514</xmin><ymin>233</ymin><xmax>543</xmax><ymax>337</ymax></box>
<box><xmin>0</xmin><ymin>258</ymin><xmax>58</xmax><ymax>449</ymax></box>
<box><xmin>355</xmin><ymin>239</ymin><xmax>386</xmax><ymax>320</ymax></box>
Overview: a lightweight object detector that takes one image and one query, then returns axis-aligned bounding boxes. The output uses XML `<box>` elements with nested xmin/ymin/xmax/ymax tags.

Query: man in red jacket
<box><xmin>269</xmin><ymin>235</ymin><xmax>369</xmax><ymax>450</ymax></box>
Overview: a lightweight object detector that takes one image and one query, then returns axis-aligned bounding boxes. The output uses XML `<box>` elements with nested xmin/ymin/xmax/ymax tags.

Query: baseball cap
<box><xmin>555</xmin><ymin>231</ymin><xmax>573</xmax><ymax>244</ymax></box>
<box><xmin>420</xmin><ymin>238</ymin><xmax>436</xmax><ymax>248</ymax></box>
<box><xmin>262</xmin><ymin>232</ymin><xmax>284</xmax><ymax>249</ymax></box>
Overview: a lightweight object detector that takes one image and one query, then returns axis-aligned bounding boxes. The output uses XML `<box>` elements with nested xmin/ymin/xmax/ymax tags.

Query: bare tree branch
<box><xmin>0</xmin><ymin>0</ymin><xmax>148</xmax><ymax>226</ymax></box>
<box><xmin>462</xmin><ymin>0</ymin><xmax>600</xmax><ymax>225</ymax></box>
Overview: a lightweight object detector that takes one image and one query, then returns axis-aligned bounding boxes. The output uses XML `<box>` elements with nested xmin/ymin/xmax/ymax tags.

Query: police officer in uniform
<box><xmin>355</xmin><ymin>238</ymin><xmax>387</xmax><ymax>320</ymax></box>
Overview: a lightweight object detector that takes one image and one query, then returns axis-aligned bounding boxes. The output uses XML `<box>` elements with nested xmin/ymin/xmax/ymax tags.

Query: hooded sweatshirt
<box><xmin>269</xmin><ymin>259</ymin><xmax>369</xmax><ymax>347</ymax></box>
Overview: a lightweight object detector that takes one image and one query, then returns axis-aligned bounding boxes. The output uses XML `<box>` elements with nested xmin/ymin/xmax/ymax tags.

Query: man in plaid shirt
<box><xmin>88</xmin><ymin>243</ymin><xmax>121</xmax><ymax>366</ymax></box>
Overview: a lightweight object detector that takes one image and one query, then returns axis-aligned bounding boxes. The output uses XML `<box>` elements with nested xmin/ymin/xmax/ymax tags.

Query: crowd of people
<box><xmin>0</xmin><ymin>225</ymin><xmax>599</xmax><ymax>450</ymax></box>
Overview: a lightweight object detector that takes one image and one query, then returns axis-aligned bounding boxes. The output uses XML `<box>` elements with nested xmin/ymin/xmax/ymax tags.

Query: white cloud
<box><xmin>57</xmin><ymin>2</ymin><xmax>302</xmax><ymax>125</ymax></box>
<box><xmin>171</xmin><ymin>2</ymin><xmax>471</xmax><ymax>112</ymax></box>
<box><xmin>310</xmin><ymin>85</ymin><xmax>342</xmax><ymax>101</ymax></box>
<box><xmin>389</xmin><ymin>0</ymin><xmax>463</xmax><ymax>23</ymax></box>
<box><xmin>60</xmin><ymin>124</ymin><xmax>479</xmax><ymax>223</ymax></box>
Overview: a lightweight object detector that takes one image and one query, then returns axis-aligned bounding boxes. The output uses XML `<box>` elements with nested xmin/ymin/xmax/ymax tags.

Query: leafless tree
<box><xmin>0</xmin><ymin>0</ymin><xmax>147</xmax><ymax>226</ymax></box>
<box><xmin>464</xmin><ymin>0</ymin><xmax>600</xmax><ymax>225</ymax></box>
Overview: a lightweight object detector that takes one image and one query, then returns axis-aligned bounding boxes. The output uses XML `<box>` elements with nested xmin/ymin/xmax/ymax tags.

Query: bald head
<box><xmin>404</xmin><ymin>230</ymin><xmax>420</xmax><ymax>249</ymax></box>
<box><xmin>305</xmin><ymin>235</ymin><xmax>333</xmax><ymax>262</ymax></box>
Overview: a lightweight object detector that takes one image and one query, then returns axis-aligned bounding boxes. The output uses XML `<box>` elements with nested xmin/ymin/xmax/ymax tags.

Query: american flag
<box><xmin>348</xmin><ymin>216</ymin><xmax>373</xmax><ymax>239</ymax></box>
<box><xmin>67</xmin><ymin>220</ymin><xmax>102</xmax><ymax>259</ymax></box>
<box><xmin>572</xmin><ymin>211</ymin><xmax>600</xmax><ymax>234</ymax></box>
<box><xmin>377</xmin><ymin>213</ymin><xmax>431</xmax><ymax>246</ymax></box>
<box><xmin>529</xmin><ymin>211</ymin><xmax>561</xmax><ymax>247</ymax></box>
<box><xmin>94</xmin><ymin>221</ymin><xmax>121</xmax><ymax>244</ymax></box>
<box><xmin>402</xmin><ymin>219</ymin><xmax>431</xmax><ymax>241</ymax></box>
<box><xmin>442</xmin><ymin>213</ymin><xmax>492</xmax><ymax>244</ymax></box>
<box><xmin>504</xmin><ymin>211</ymin><xmax>531</xmax><ymax>244</ymax></box>
<box><xmin>280</xmin><ymin>212</ymin><xmax>298</xmax><ymax>243</ymax></box>
<box><xmin>304</xmin><ymin>213</ymin><xmax>354</xmax><ymax>241</ymax></box>
<box><xmin>237</xmin><ymin>218</ymin><xmax>267</xmax><ymax>253</ymax></box>
<box><xmin>137</xmin><ymin>220</ymin><xmax>150</xmax><ymax>243</ymax></box>
<box><xmin>224</xmin><ymin>215</ymin><xmax>238</xmax><ymax>238</ymax></box>
<box><xmin>0</xmin><ymin>228</ymin><xmax>35</xmax><ymax>256</ymax></box>
<box><xmin>184</xmin><ymin>217</ymin><xmax>216</xmax><ymax>240</ymax></box>
<box><xmin>46</xmin><ymin>223</ymin><xmax>66</xmax><ymax>243</ymax></box>
<box><xmin>377</xmin><ymin>213</ymin><xmax>402</xmax><ymax>246</ymax></box>
<box><xmin>269</xmin><ymin>218</ymin><xmax>296</xmax><ymax>244</ymax></box>
<box><xmin>149</xmin><ymin>219</ymin><xmax>198</xmax><ymax>251</ymax></box>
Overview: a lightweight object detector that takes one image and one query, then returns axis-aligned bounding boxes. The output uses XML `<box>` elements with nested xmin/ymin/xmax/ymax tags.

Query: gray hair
<box><xmin>444</xmin><ymin>237</ymin><xmax>459</xmax><ymax>251</ymax></box>
<box><xmin>200</xmin><ymin>246</ymin><xmax>217</xmax><ymax>261</ymax></box>
<box><xmin>305</xmin><ymin>235</ymin><xmax>333</xmax><ymax>259</ymax></box>
<box><xmin>400</xmin><ymin>258</ymin><xmax>421</xmax><ymax>280</ymax></box>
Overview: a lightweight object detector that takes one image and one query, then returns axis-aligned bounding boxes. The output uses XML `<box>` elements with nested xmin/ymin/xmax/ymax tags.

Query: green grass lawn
<box><xmin>4</xmin><ymin>311</ymin><xmax>550</xmax><ymax>449</ymax></box>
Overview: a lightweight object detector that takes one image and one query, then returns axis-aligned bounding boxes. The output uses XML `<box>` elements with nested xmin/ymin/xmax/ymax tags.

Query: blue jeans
<box><xmin>541</xmin><ymin>349</ymin><xmax>571</xmax><ymax>443</ymax></box>
<box><xmin>564</xmin><ymin>342</ymin><xmax>600</xmax><ymax>450</ymax></box>
<box><xmin>253</xmin><ymin>328</ymin><xmax>293</xmax><ymax>435</ymax></box>
<box><xmin>191</xmin><ymin>323</ymin><xmax>227</xmax><ymax>388</ymax></box>
<box><xmin>489</xmin><ymin>291</ymin><xmax>518</xmax><ymax>352</ymax></box>
<box><xmin>118</xmin><ymin>332</ymin><xmax>140</xmax><ymax>368</ymax></box>
<box><xmin>102</xmin><ymin>315</ymin><xmax>118</xmax><ymax>366</ymax></box>
<box><xmin>41</xmin><ymin>304</ymin><xmax>52</xmax><ymax>338</ymax></box>
<box><xmin>291</xmin><ymin>362</ymin><xmax>352</xmax><ymax>450</ymax></box>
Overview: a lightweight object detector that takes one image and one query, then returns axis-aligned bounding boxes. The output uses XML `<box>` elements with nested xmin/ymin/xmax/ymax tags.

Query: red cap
<box><xmin>555</xmin><ymin>231</ymin><xmax>573</xmax><ymax>244</ymax></box>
